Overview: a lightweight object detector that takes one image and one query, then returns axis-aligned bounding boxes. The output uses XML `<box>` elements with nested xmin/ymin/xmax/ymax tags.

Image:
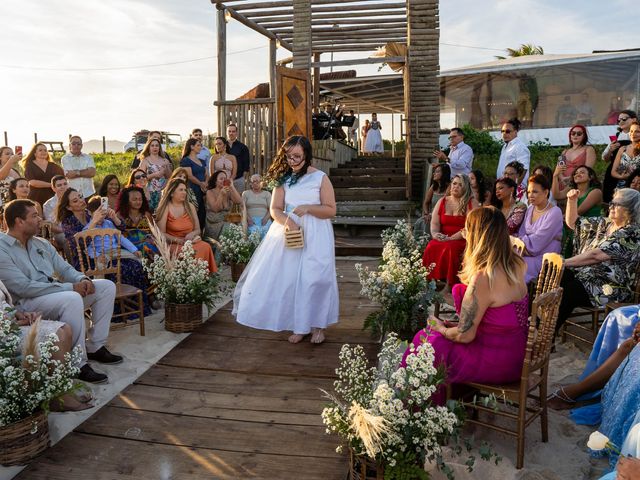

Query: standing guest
<box><xmin>556</xmin><ymin>188</ymin><xmax>640</xmax><ymax>331</ymax></box>
<box><xmin>0</xmin><ymin>146</ymin><xmax>22</xmax><ymax>208</ymax></box>
<box><xmin>612</xmin><ymin>122</ymin><xmax>640</xmax><ymax>188</ymax></box>
<box><xmin>98</xmin><ymin>174</ymin><xmax>121</xmax><ymax>211</ymax></box>
<box><xmin>130</xmin><ymin>130</ymin><xmax>173</xmax><ymax>169</ymax></box>
<box><xmin>0</xmin><ymin>199</ymin><xmax>119</xmax><ymax>384</ymax></box>
<box><xmin>423</xmin><ymin>174</ymin><xmax>479</xmax><ymax>288</ymax></box>
<box><xmin>552</xmin><ymin>166</ymin><xmax>602</xmax><ymax>257</ymax></box>
<box><xmin>403</xmin><ymin>207</ymin><xmax>529</xmax><ymax>405</ymax></box>
<box><xmin>204</xmin><ymin>171</ymin><xmax>242</xmax><ymax>241</ymax></box>
<box><xmin>503</xmin><ymin>161</ymin><xmax>528</xmax><ymax>204</ymax></box>
<box><xmin>8</xmin><ymin>178</ymin><xmax>42</xmax><ymax>217</ymax></box>
<box><xmin>602</xmin><ymin>110</ymin><xmax>637</xmax><ymax>202</ymax></box>
<box><xmin>209</xmin><ymin>136</ymin><xmax>237</xmax><ymax>181</ymax></box>
<box><xmin>117</xmin><ymin>185</ymin><xmax>158</xmax><ymax>259</ymax></box>
<box><xmin>57</xmin><ymin>189</ymin><xmax>151</xmax><ymax>317</ymax></box>
<box><xmin>491</xmin><ymin>177</ymin><xmax>527</xmax><ymax>235</ymax></box>
<box><xmin>127</xmin><ymin>168</ymin><xmax>151</xmax><ymax>205</ymax></box>
<box><xmin>360</xmin><ymin>119</ymin><xmax>370</xmax><ymax>153</ymax></box>
<box><xmin>191</xmin><ymin>128</ymin><xmax>211</xmax><ymax>165</ymax></box>
<box><xmin>179</xmin><ymin>138</ymin><xmax>208</xmax><ymax>230</ymax></box>
<box><xmin>516</xmin><ymin>174</ymin><xmax>563</xmax><ymax>284</ymax></box>
<box><xmin>22</xmin><ymin>143</ymin><xmax>64</xmax><ymax>206</ymax></box>
<box><xmin>167</xmin><ymin>167</ymin><xmax>198</xmax><ymax>207</ymax></box>
<box><xmin>61</xmin><ymin>136</ymin><xmax>96</xmax><ymax>199</ymax></box>
<box><xmin>243</xmin><ymin>174</ymin><xmax>272</xmax><ymax>239</ymax></box>
<box><xmin>496</xmin><ymin>118</ymin><xmax>531</xmax><ymax>188</ymax></box>
<box><xmin>155</xmin><ymin>179</ymin><xmax>216</xmax><ymax>273</ymax></box>
<box><xmin>234</xmin><ymin>135</ymin><xmax>338</xmax><ymax>344</ymax></box>
<box><xmin>363</xmin><ymin>113</ymin><xmax>383</xmax><ymax>155</ymax></box>
<box><xmin>626</xmin><ymin>168</ymin><xmax>640</xmax><ymax>192</ymax></box>
<box><xmin>346</xmin><ymin>110</ymin><xmax>359</xmax><ymax>147</ymax></box>
<box><xmin>138</xmin><ymin>138</ymin><xmax>172</xmax><ymax>211</ymax></box>
<box><xmin>415</xmin><ymin>163</ymin><xmax>451</xmax><ymax>238</ymax></box>
<box><xmin>227</xmin><ymin>123</ymin><xmax>250</xmax><ymax>192</ymax></box>
<box><xmin>555</xmin><ymin>125</ymin><xmax>597</xmax><ymax>189</ymax></box>
<box><xmin>433</xmin><ymin>128</ymin><xmax>473</xmax><ymax>177</ymax></box>
<box><xmin>469</xmin><ymin>169</ymin><xmax>490</xmax><ymax>205</ymax></box>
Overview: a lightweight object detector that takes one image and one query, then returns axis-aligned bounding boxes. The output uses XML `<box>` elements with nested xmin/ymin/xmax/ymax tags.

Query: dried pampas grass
<box><xmin>348</xmin><ymin>402</ymin><xmax>392</xmax><ymax>458</ymax></box>
<box><xmin>21</xmin><ymin>317</ymin><xmax>42</xmax><ymax>368</ymax></box>
<box><xmin>147</xmin><ymin>220</ymin><xmax>177</xmax><ymax>270</ymax></box>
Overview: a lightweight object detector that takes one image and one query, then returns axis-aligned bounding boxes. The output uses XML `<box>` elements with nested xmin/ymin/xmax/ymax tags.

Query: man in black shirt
<box><xmin>226</xmin><ymin>123</ymin><xmax>250</xmax><ymax>192</ymax></box>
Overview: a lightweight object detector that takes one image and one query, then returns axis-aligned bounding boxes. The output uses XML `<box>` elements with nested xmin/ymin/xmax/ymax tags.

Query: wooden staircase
<box><xmin>331</xmin><ymin>156</ymin><xmax>416</xmax><ymax>256</ymax></box>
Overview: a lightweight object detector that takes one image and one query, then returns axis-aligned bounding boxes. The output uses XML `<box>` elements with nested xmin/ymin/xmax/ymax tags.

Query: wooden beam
<box><xmin>245</xmin><ymin>10</ymin><xmax>405</xmax><ymax>23</ymax></box>
<box><xmin>214</xmin><ymin>98</ymin><xmax>276</xmax><ymax>106</ymax></box>
<box><xmin>259</xmin><ymin>18</ymin><xmax>407</xmax><ymax>27</ymax></box>
<box><xmin>270</xmin><ymin>23</ymin><xmax>407</xmax><ymax>34</ymax></box>
<box><xmin>219</xmin><ymin>5</ymin><xmax>293</xmax><ymax>51</ymax></box>
<box><xmin>310</xmin><ymin>56</ymin><xmax>404</xmax><ymax>68</ymax></box>
<box><xmin>292</xmin><ymin>0</ymin><xmax>311</xmax><ymax>69</ymax></box>
<box><xmin>217</xmin><ymin>8</ymin><xmax>227</xmax><ymax>132</ymax></box>
<box><xmin>312</xmin><ymin>45</ymin><xmax>390</xmax><ymax>53</ymax></box>
<box><xmin>227</xmin><ymin>1</ymin><xmax>406</xmax><ymax>14</ymax></box>
<box><xmin>313</xmin><ymin>52</ymin><xmax>321</xmax><ymax>112</ymax></box>
<box><xmin>269</xmin><ymin>38</ymin><xmax>277</xmax><ymax>98</ymax></box>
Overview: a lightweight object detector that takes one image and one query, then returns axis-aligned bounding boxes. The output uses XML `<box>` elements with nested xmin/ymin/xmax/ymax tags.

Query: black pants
<box><xmin>556</xmin><ymin>269</ymin><xmax>592</xmax><ymax>332</ymax></box>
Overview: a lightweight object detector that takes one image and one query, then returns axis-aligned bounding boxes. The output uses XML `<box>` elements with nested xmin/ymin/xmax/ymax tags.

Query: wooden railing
<box><xmin>215</xmin><ymin>98</ymin><xmax>276</xmax><ymax>175</ymax></box>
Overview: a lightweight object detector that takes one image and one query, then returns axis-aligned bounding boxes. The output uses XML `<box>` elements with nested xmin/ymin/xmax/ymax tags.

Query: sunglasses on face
<box><xmin>134</xmin><ymin>174</ymin><xmax>147</xmax><ymax>180</ymax></box>
<box><xmin>570</xmin><ymin>131</ymin><xmax>584</xmax><ymax>136</ymax></box>
<box><xmin>618</xmin><ymin>117</ymin><xmax>630</xmax><ymax>122</ymax></box>
<box><xmin>501</xmin><ymin>129</ymin><xmax>513</xmax><ymax>134</ymax></box>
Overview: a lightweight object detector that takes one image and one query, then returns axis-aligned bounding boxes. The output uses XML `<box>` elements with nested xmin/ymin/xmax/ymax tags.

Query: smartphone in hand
<box><xmin>15</xmin><ymin>146</ymin><xmax>22</xmax><ymax>155</ymax></box>
<box><xmin>100</xmin><ymin>197</ymin><xmax>109</xmax><ymax>211</ymax></box>
<box><xmin>223</xmin><ymin>179</ymin><xmax>231</xmax><ymax>187</ymax></box>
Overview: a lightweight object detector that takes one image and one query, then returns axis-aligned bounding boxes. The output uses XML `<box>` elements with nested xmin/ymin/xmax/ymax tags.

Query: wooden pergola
<box><xmin>211</xmin><ymin>0</ymin><xmax>439</xmax><ymax>199</ymax></box>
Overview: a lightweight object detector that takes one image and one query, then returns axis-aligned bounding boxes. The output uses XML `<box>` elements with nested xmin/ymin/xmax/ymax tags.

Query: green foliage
<box><xmin>384</xmin><ymin>451</ymin><xmax>429</xmax><ymax>480</ymax></box>
<box><xmin>459</xmin><ymin>125</ymin><xmax>502</xmax><ymax>156</ymax></box>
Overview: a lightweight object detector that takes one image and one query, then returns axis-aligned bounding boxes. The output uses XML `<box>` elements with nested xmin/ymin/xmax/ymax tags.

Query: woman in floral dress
<box><xmin>138</xmin><ymin>138</ymin><xmax>172</xmax><ymax>211</ymax></box>
<box><xmin>117</xmin><ymin>185</ymin><xmax>158</xmax><ymax>259</ymax></box>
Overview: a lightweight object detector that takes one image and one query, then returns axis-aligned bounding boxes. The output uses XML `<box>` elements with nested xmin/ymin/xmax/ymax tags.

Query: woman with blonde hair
<box><xmin>422</xmin><ymin>173</ymin><xmax>479</xmax><ymax>288</ymax></box>
<box><xmin>138</xmin><ymin>137</ymin><xmax>172</xmax><ymax>210</ymax></box>
<box><xmin>155</xmin><ymin>178</ymin><xmax>216</xmax><ymax>273</ymax></box>
<box><xmin>22</xmin><ymin>143</ymin><xmax>64</xmax><ymax>206</ymax></box>
<box><xmin>403</xmin><ymin>207</ymin><xmax>529</xmax><ymax>405</ymax></box>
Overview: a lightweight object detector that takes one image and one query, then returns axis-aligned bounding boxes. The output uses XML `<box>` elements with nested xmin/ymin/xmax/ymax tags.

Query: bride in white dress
<box><xmin>233</xmin><ymin>136</ymin><xmax>339</xmax><ymax>344</ymax></box>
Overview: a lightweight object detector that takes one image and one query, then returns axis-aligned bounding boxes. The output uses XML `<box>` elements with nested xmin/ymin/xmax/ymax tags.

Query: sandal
<box><xmin>547</xmin><ymin>387</ymin><xmax>576</xmax><ymax>410</ymax></box>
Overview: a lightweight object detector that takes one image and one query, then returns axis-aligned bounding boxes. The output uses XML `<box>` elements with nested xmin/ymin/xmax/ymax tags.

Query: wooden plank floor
<box><xmin>17</xmin><ymin>258</ymin><xmax>380</xmax><ymax>480</ymax></box>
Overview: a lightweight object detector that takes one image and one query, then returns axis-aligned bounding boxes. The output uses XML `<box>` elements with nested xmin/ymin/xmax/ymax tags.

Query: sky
<box><xmin>0</xmin><ymin>0</ymin><xmax>636</xmax><ymax>150</ymax></box>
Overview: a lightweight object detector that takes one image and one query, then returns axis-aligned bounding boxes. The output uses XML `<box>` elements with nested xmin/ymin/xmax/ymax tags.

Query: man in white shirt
<box><xmin>191</xmin><ymin>128</ymin><xmax>211</xmax><ymax>166</ymax></box>
<box><xmin>433</xmin><ymin>127</ymin><xmax>473</xmax><ymax>177</ymax></box>
<box><xmin>496</xmin><ymin>121</ymin><xmax>531</xmax><ymax>187</ymax></box>
<box><xmin>42</xmin><ymin>175</ymin><xmax>69</xmax><ymax>223</ymax></box>
<box><xmin>61</xmin><ymin>136</ymin><xmax>96</xmax><ymax>198</ymax></box>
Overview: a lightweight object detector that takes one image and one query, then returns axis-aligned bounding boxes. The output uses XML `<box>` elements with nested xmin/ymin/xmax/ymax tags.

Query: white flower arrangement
<box><xmin>381</xmin><ymin>219</ymin><xmax>429</xmax><ymax>257</ymax></box>
<box><xmin>219</xmin><ymin>224</ymin><xmax>261</xmax><ymax>265</ymax></box>
<box><xmin>356</xmin><ymin>236</ymin><xmax>440</xmax><ymax>339</ymax></box>
<box><xmin>587</xmin><ymin>430</ymin><xmax>621</xmax><ymax>455</ymax></box>
<box><xmin>0</xmin><ymin>308</ymin><xmax>81</xmax><ymax>427</ymax></box>
<box><xmin>322</xmin><ymin>334</ymin><xmax>460</xmax><ymax>479</ymax></box>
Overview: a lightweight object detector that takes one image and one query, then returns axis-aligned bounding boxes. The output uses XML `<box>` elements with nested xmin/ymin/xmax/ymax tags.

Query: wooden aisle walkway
<box><xmin>17</xmin><ymin>258</ymin><xmax>380</xmax><ymax>480</ymax></box>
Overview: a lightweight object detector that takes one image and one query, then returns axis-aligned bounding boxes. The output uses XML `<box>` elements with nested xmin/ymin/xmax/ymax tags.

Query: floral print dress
<box><xmin>572</xmin><ymin>217</ymin><xmax>640</xmax><ymax>305</ymax></box>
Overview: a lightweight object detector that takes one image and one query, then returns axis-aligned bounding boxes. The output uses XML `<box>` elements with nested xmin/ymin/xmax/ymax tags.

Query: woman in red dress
<box><xmin>423</xmin><ymin>174</ymin><xmax>479</xmax><ymax>287</ymax></box>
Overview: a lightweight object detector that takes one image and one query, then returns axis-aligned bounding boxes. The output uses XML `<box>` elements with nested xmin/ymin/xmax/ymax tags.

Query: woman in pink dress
<box><xmin>404</xmin><ymin>207</ymin><xmax>529</xmax><ymax>405</ymax></box>
<box><xmin>555</xmin><ymin>124</ymin><xmax>597</xmax><ymax>189</ymax></box>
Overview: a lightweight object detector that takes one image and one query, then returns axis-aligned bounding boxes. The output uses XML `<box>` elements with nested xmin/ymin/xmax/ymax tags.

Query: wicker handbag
<box><xmin>224</xmin><ymin>203</ymin><xmax>243</xmax><ymax>224</ymax></box>
<box><xmin>284</xmin><ymin>212</ymin><xmax>304</xmax><ymax>249</ymax></box>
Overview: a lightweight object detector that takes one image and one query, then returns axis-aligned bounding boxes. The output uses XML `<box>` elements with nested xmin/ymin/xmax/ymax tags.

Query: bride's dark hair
<box><xmin>265</xmin><ymin>135</ymin><xmax>313</xmax><ymax>187</ymax></box>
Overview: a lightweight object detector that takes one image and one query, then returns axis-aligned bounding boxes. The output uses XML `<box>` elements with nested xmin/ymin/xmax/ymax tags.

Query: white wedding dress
<box><xmin>233</xmin><ymin>170</ymin><xmax>339</xmax><ymax>334</ymax></box>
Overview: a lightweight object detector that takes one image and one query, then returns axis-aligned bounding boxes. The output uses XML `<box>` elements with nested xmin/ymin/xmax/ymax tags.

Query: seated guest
<box><xmin>127</xmin><ymin>169</ymin><xmax>151</xmax><ymax>206</ymax></box>
<box><xmin>612</xmin><ymin>122</ymin><xmax>640</xmax><ymax>188</ymax></box>
<box><xmin>469</xmin><ymin>169</ymin><xmax>491</xmax><ymax>205</ymax></box>
<box><xmin>516</xmin><ymin>174</ymin><xmax>563</xmax><ymax>284</ymax></box>
<box><xmin>205</xmin><ymin>170</ymin><xmax>242</xmax><ymax>241</ymax></box>
<box><xmin>626</xmin><ymin>167</ymin><xmax>640</xmax><ymax>192</ymax></box>
<box><xmin>503</xmin><ymin>160</ymin><xmax>527</xmax><ymax>204</ymax></box>
<box><xmin>0</xmin><ymin>146</ymin><xmax>22</xmax><ymax>208</ymax></box>
<box><xmin>423</xmin><ymin>174</ymin><xmax>478</xmax><ymax>288</ymax></box>
<box><xmin>557</xmin><ymin>188</ymin><xmax>640</xmax><ymax>331</ymax></box>
<box><xmin>42</xmin><ymin>175</ymin><xmax>70</xmax><ymax>254</ymax></box>
<box><xmin>415</xmin><ymin>163</ymin><xmax>451</xmax><ymax>237</ymax></box>
<box><xmin>8</xmin><ymin>177</ymin><xmax>43</xmax><ymax>217</ymax></box>
<box><xmin>404</xmin><ymin>207</ymin><xmax>529</xmax><ymax>405</ymax></box>
<box><xmin>0</xmin><ymin>199</ymin><xmax>119</xmax><ymax>384</ymax></box>
<box><xmin>0</xmin><ymin>277</ymin><xmax>92</xmax><ymax>410</ymax></box>
<box><xmin>243</xmin><ymin>174</ymin><xmax>272</xmax><ymax>239</ymax></box>
<box><xmin>532</xmin><ymin>164</ymin><xmax>557</xmax><ymax>205</ymax></box>
<box><xmin>491</xmin><ymin>177</ymin><xmax>527</xmax><ymax>235</ymax></box>
<box><xmin>598</xmin><ymin>409</ymin><xmax>640</xmax><ymax>479</ymax></box>
<box><xmin>156</xmin><ymin>178</ymin><xmax>217</xmax><ymax>273</ymax></box>
<box><xmin>98</xmin><ymin>174</ymin><xmax>121</xmax><ymax>211</ymax></box>
<box><xmin>549</xmin><ymin>305</ymin><xmax>640</xmax><ymax>410</ymax></box>
<box><xmin>167</xmin><ymin>167</ymin><xmax>198</xmax><ymax>207</ymax></box>
<box><xmin>117</xmin><ymin>186</ymin><xmax>158</xmax><ymax>259</ymax></box>
<box><xmin>555</xmin><ymin>125</ymin><xmax>597</xmax><ymax>188</ymax></box>
<box><xmin>552</xmin><ymin>165</ymin><xmax>602</xmax><ymax>256</ymax></box>
<box><xmin>57</xmin><ymin>189</ymin><xmax>151</xmax><ymax>317</ymax></box>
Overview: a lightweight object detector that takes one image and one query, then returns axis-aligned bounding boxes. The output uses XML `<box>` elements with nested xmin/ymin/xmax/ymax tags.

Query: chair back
<box><xmin>510</xmin><ymin>236</ymin><xmax>525</xmax><ymax>256</ymax></box>
<box><xmin>534</xmin><ymin>253</ymin><xmax>564</xmax><ymax>298</ymax></box>
<box><xmin>522</xmin><ymin>288</ymin><xmax>562</xmax><ymax>376</ymax></box>
<box><xmin>40</xmin><ymin>221</ymin><xmax>54</xmax><ymax>241</ymax></box>
<box><xmin>73</xmin><ymin>228</ymin><xmax>122</xmax><ymax>282</ymax></box>
<box><xmin>631</xmin><ymin>262</ymin><xmax>640</xmax><ymax>303</ymax></box>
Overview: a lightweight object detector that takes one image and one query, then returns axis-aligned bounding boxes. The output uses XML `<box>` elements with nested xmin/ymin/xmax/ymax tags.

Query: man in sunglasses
<box><xmin>602</xmin><ymin>110</ymin><xmax>638</xmax><ymax>202</ymax></box>
<box><xmin>61</xmin><ymin>136</ymin><xmax>96</xmax><ymax>199</ymax></box>
<box><xmin>432</xmin><ymin>127</ymin><xmax>473</xmax><ymax>176</ymax></box>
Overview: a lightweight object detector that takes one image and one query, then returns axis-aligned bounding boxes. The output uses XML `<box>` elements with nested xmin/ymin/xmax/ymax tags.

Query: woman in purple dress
<box><xmin>516</xmin><ymin>174</ymin><xmax>563</xmax><ymax>284</ymax></box>
<box><xmin>403</xmin><ymin>207</ymin><xmax>529</xmax><ymax>405</ymax></box>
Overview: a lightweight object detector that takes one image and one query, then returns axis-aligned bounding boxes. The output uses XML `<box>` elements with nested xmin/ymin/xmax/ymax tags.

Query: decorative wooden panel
<box><xmin>276</xmin><ymin>66</ymin><xmax>312</xmax><ymax>145</ymax></box>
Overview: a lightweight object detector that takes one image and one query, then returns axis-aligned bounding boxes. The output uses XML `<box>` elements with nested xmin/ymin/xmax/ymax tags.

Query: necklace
<box><xmin>534</xmin><ymin>201</ymin><xmax>549</xmax><ymax>213</ymax></box>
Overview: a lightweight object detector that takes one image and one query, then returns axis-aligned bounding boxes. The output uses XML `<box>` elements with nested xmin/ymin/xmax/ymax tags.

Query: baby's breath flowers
<box><xmin>219</xmin><ymin>224</ymin><xmax>261</xmax><ymax>265</ymax></box>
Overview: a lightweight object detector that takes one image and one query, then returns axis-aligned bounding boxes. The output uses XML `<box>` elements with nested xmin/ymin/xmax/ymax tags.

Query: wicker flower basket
<box><xmin>349</xmin><ymin>449</ymin><xmax>384</xmax><ymax>480</ymax></box>
<box><xmin>164</xmin><ymin>302</ymin><xmax>203</xmax><ymax>333</ymax></box>
<box><xmin>230</xmin><ymin>262</ymin><xmax>246</xmax><ymax>282</ymax></box>
<box><xmin>0</xmin><ymin>410</ymin><xmax>49</xmax><ymax>466</ymax></box>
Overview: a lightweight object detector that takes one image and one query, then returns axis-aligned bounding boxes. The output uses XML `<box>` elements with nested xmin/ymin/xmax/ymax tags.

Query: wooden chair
<box><xmin>74</xmin><ymin>228</ymin><xmax>145</xmax><ymax>336</ymax></box>
<box><xmin>562</xmin><ymin>263</ymin><xmax>640</xmax><ymax>345</ymax></box>
<box><xmin>533</xmin><ymin>253</ymin><xmax>564</xmax><ymax>299</ymax></box>
<box><xmin>447</xmin><ymin>288</ymin><xmax>563</xmax><ymax>469</ymax></box>
<box><xmin>510</xmin><ymin>236</ymin><xmax>525</xmax><ymax>256</ymax></box>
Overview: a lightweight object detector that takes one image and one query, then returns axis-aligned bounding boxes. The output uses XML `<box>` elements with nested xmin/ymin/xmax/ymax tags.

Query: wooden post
<box><xmin>3</xmin><ymin>131</ymin><xmax>7</xmax><ymax>147</ymax></box>
<box><xmin>102</xmin><ymin>136</ymin><xmax>106</xmax><ymax>153</ymax></box>
<box><xmin>313</xmin><ymin>53</ymin><xmax>320</xmax><ymax>113</ymax></box>
<box><xmin>292</xmin><ymin>0</ymin><xmax>311</xmax><ymax>69</ymax></box>
<box><xmin>269</xmin><ymin>38</ymin><xmax>277</xmax><ymax>99</ymax></box>
<box><xmin>391</xmin><ymin>113</ymin><xmax>395</xmax><ymax>157</ymax></box>
<box><xmin>34</xmin><ymin>132</ymin><xmax>38</xmax><ymax>143</ymax></box>
<box><xmin>217</xmin><ymin>7</ymin><xmax>227</xmax><ymax>134</ymax></box>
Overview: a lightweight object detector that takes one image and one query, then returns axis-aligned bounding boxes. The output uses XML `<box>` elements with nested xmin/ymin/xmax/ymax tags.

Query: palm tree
<box><xmin>495</xmin><ymin>44</ymin><xmax>544</xmax><ymax>60</ymax></box>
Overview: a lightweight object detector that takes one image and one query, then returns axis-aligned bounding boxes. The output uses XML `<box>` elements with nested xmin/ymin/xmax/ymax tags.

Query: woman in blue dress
<box><xmin>179</xmin><ymin>138</ymin><xmax>208</xmax><ymax>231</ymax></box>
